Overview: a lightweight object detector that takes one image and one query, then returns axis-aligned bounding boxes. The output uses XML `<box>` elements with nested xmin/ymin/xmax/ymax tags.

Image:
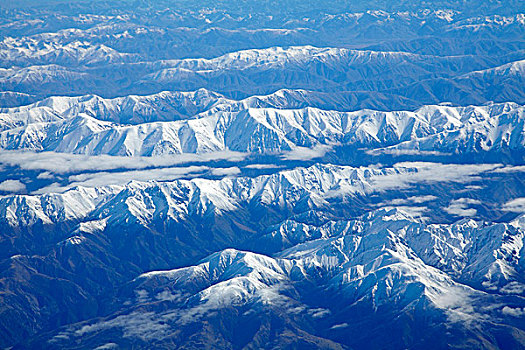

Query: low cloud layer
<box><xmin>36</xmin><ymin>166</ymin><xmax>209</xmax><ymax>194</ymax></box>
<box><xmin>210</xmin><ymin>167</ymin><xmax>241</xmax><ymax>176</ymax></box>
<box><xmin>372</xmin><ymin>162</ymin><xmax>500</xmax><ymax>191</ymax></box>
<box><xmin>389</xmin><ymin>195</ymin><xmax>438</xmax><ymax>205</ymax></box>
<box><xmin>444</xmin><ymin>198</ymin><xmax>481</xmax><ymax>217</ymax></box>
<box><xmin>281</xmin><ymin>144</ymin><xmax>331</xmax><ymax>161</ymax></box>
<box><xmin>0</xmin><ymin>150</ymin><xmax>248</xmax><ymax>174</ymax></box>
<box><xmin>502</xmin><ymin>198</ymin><xmax>525</xmax><ymax>213</ymax></box>
<box><xmin>0</xmin><ymin>179</ymin><xmax>26</xmax><ymax>193</ymax></box>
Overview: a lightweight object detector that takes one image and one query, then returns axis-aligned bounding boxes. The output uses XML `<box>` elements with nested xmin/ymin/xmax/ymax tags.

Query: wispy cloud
<box><xmin>434</xmin><ymin>286</ymin><xmax>487</xmax><ymax>324</ymax></box>
<box><xmin>367</xmin><ymin>148</ymin><xmax>449</xmax><ymax>156</ymax></box>
<box><xmin>330</xmin><ymin>323</ymin><xmax>349</xmax><ymax>330</ymax></box>
<box><xmin>73</xmin><ymin>311</ymin><xmax>171</xmax><ymax>340</ymax></box>
<box><xmin>244</xmin><ymin>164</ymin><xmax>285</xmax><ymax>170</ymax></box>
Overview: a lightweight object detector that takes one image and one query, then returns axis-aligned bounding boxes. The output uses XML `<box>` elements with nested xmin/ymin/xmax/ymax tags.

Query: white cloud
<box><xmin>0</xmin><ymin>150</ymin><xmax>247</xmax><ymax>174</ymax></box>
<box><xmin>445</xmin><ymin>207</ymin><xmax>477</xmax><ymax>217</ymax></box>
<box><xmin>502</xmin><ymin>306</ymin><xmax>525</xmax><ymax>317</ymax></box>
<box><xmin>367</xmin><ymin>148</ymin><xmax>448</xmax><ymax>156</ymax></box>
<box><xmin>34</xmin><ymin>165</ymin><xmax>248</xmax><ymax>194</ymax></box>
<box><xmin>491</xmin><ymin>165</ymin><xmax>525</xmax><ymax>174</ymax></box>
<box><xmin>244</xmin><ymin>164</ymin><xmax>284</xmax><ymax>170</ymax></box>
<box><xmin>308</xmin><ymin>308</ymin><xmax>331</xmax><ymax>318</ymax></box>
<box><xmin>395</xmin><ymin>206</ymin><xmax>428</xmax><ymax>219</ymax></box>
<box><xmin>74</xmin><ymin>311</ymin><xmax>171</xmax><ymax>340</ymax></box>
<box><xmin>501</xmin><ymin>282</ymin><xmax>525</xmax><ymax>295</ymax></box>
<box><xmin>372</xmin><ymin>162</ymin><xmax>499</xmax><ymax>191</ymax></box>
<box><xmin>389</xmin><ymin>195</ymin><xmax>438</xmax><ymax>205</ymax></box>
<box><xmin>155</xmin><ymin>290</ymin><xmax>184</xmax><ymax>302</ymax></box>
<box><xmin>36</xmin><ymin>171</ymin><xmax>54</xmax><ymax>179</ymax></box>
<box><xmin>211</xmin><ymin>167</ymin><xmax>241</xmax><ymax>176</ymax></box>
<box><xmin>444</xmin><ymin>198</ymin><xmax>481</xmax><ymax>217</ymax></box>
<box><xmin>35</xmin><ymin>166</ymin><xmax>209</xmax><ymax>194</ymax></box>
<box><xmin>502</xmin><ymin>198</ymin><xmax>525</xmax><ymax>213</ymax></box>
<box><xmin>434</xmin><ymin>286</ymin><xmax>487</xmax><ymax>324</ymax></box>
<box><xmin>377</xmin><ymin>205</ymin><xmax>429</xmax><ymax>221</ymax></box>
<box><xmin>0</xmin><ymin>179</ymin><xmax>26</xmax><ymax>193</ymax></box>
<box><xmin>410</xmin><ymin>195</ymin><xmax>438</xmax><ymax>203</ymax></box>
<box><xmin>94</xmin><ymin>343</ymin><xmax>119</xmax><ymax>350</ymax></box>
<box><xmin>281</xmin><ymin>144</ymin><xmax>331</xmax><ymax>161</ymax></box>
<box><xmin>454</xmin><ymin>198</ymin><xmax>482</xmax><ymax>205</ymax></box>
<box><xmin>330</xmin><ymin>323</ymin><xmax>349</xmax><ymax>330</ymax></box>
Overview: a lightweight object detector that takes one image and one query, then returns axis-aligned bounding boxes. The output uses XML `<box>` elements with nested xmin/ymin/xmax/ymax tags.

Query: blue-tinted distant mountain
<box><xmin>0</xmin><ymin>45</ymin><xmax>523</xmax><ymax>107</ymax></box>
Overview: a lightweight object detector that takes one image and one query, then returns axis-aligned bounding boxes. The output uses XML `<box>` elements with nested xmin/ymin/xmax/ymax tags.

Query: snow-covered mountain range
<box><xmin>1</xmin><ymin>94</ymin><xmax>523</xmax><ymax>157</ymax></box>
<box><xmin>0</xmin><ymin>1</ymin><xmax>524</xmax><ymax>349</ymax></box>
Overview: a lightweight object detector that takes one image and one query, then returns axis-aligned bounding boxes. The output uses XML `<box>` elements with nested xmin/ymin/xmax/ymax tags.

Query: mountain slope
<box><xmin>17</xmin><ymin>208</ymin><xmax>525</xmax><ymax>349</ymax></box>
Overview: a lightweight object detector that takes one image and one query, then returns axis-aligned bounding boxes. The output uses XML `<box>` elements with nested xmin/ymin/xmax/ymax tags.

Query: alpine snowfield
<box><xmin>0</xmin><ymin>1</ymin><xmax>524</xmax><ymax>349</ymax></box>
